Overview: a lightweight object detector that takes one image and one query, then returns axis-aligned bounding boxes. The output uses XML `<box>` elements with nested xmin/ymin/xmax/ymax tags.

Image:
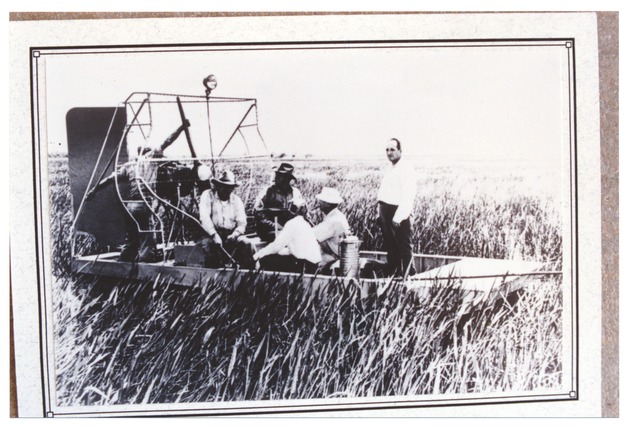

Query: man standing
<box><xmin>312</xmin><ymin>187</ymin><xmax>351</xmax><ymax>269</ymax></box>
<box><xmin>86</xmin><ymin>120</ymin><xmax>190</xmax><ymax>262</ymax></box>
<box><xmin>377</xmin><ymin>138</ymin><xmax>417</xmax><ymax>277</ymax></box>
<box><xmin>254</xmin><ymin>162</ymin><xmax>306</xmax><ymax>242</ymax></box>
<box><xmin>198</xmin><ymin>170</ymin><xmax>256</xmax><ymax>268</ymax></box>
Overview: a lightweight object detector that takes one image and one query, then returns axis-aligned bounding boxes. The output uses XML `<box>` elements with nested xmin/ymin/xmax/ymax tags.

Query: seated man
<box><xmin>253</xmin><ymin>202</ymin><xmax>321</xmax><ymax>274</ymax></box>
<box><xmin>253</xmin><ymin>162</ymin><xmax>307</xmax><ymax>242</ymax></box>
<box><xmin>312</xmin><ymin>187</ymin><xmax>351</xmax><ymax>269</ymax></box>
<box><xmin>197</xmin><ymin>170</ymin><xmax>256</xmax><ymax>268</ymax></box>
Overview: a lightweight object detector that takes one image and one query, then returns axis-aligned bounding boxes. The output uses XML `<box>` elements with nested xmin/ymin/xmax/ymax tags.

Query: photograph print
<box><xmin>28</xmin><ymin>28</ymin><xmax>579</xmax><ymax>416</ymax></box>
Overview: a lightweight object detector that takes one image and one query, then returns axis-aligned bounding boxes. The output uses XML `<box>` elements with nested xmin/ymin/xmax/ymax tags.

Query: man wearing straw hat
<box><xmin>312</xmin><ymin>187</ymin><xmax>351</xmax><ymax>268</ymax></box>
<box><xmin>253</xmin><ymin>162</ymin><xmax>307</xmax><ymax>242</ymax></box>
<box><xmin>198</xmin><ymin>169</ymin><xmax>256</xmax><ymax>268</ymax></box>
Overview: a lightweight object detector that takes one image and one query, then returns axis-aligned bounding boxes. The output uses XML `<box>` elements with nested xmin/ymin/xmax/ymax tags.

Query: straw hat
<box><xmin>211</xmin><ymin>170</ymin><xmax>239</xmax><ymax>187</ymax></box>
<box><xmin>315</xmin><ymin>187</ymin><xmax>343</xmax><ymax>204</ymax></box>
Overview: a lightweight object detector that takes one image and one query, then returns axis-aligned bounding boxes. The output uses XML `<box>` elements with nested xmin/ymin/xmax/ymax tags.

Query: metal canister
<box><xmin>339</xmin><ymin>235</ymin><xmax>361</xmax><ymax>279</ymax></box>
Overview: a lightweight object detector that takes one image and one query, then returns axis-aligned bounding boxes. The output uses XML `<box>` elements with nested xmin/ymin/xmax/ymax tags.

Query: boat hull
<box><xmin>71</xmin><ymin>250</ymin><xmax>553</xmax><ymax>313</ymax></box>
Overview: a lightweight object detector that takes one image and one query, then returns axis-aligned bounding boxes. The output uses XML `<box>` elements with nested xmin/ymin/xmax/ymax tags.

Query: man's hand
<box><xmin>227</xmin><ymin>232</ymin><xmax>240</xmax><ymax>242</ymax></box>
<box><xmin>182</xmin><ymin>119</ymin><xmax>191</xmax><ymax>129</ymax></box>
<box><xmin>211</xmin><ymin>233</ymin><xmax>223</xmax><ymax>246</ymax></box>
<box><xmin>85</xmin><ymin>189</ymin><xmax>95</xmax><ymax>201</ymax></box>
<box><xmin>261</xmin><ymin>219</ymin><xmax>276</xmax><ymax>229</ymax></box>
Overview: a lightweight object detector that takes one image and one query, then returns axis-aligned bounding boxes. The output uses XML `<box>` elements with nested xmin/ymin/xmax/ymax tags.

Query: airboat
<box><xmin>69</xmin><ymin>75</ymin><xmax>557</xmax><ymax>311</ymax></box>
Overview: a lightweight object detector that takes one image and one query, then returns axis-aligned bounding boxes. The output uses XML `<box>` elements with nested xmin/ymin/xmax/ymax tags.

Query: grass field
<box><xmin>48</xmin><ymin>154</ymin><xmax>564</xmax><ymax>406</ymax></box>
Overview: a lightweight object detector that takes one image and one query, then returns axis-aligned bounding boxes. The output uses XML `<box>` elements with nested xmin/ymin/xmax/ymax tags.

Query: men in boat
<box><xmin>253</xmin><ymin>162</ymin><xmax>307</xmax><ymax>242</ymax></box>
<box><xmin>253</xmin><ymin>200</ymin><xmax>321</xmax><ymax>273</ymax></box>
<box><xmin>312</xmin><ymin>187</ymin><xmax>351</xmax><ymax>269</ymax></box>
<box><xmin>197</xmin><ymin>170</ymin><xmax>256</xmax><ymax>268</ymax></box>
<box><xmin>86</xmin><ymin>120</ymin><xmax>190</xmax><ymax>263</ymax></box>
<box><xmin>377</xmin><ymin>138</ymin><xmax>417</xmax><ymax>277</ymax></box>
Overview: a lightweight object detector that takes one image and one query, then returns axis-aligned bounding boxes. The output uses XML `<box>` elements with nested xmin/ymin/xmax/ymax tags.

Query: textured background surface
<box><xmin>596</xmin><ymin>11</ymin><xmax>619</xmax><ymax>419</ymax></box>
<box><xmin>9</xmin><ymin>11</ymin><xmax>619</xmax><ymax>417</ymax></box>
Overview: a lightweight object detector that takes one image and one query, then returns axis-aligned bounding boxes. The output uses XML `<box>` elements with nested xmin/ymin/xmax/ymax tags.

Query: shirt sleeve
<box><xmin>115</xmin><ymin>163</ymin><xmax>132</xmax><ymax>182</ymax></box>
<box><xmin>393</xmin><ymin>162</ymin><xmax>417</xmax><ymax>223</ymax></box>
<box><xmin>199</xmin><ymin>190</ymin><xmax>217</xmax><ymax>237</ymax></box>
<box><xmin>95</xmin><ymin>167</ymin><xmax>121</xmax><ymax>191</ymax></box>
<box><xmin>292</xmin><ymin>187</ymin><xmax>305</xmax><ymax>207</ymax></box>
<box><xmin>233</xmin><ymin>196</ymin><xmax>247</xmax><ymax>235</ymax></box>
<box><xmin>253</xmin><ymin>187</ymin><xmax>267</xmax><ymax>211</ymax></box>
<box><xmin>313</xmin><ymin>220</ymin><xmax>335</xmax><ymax>243</ymax></box>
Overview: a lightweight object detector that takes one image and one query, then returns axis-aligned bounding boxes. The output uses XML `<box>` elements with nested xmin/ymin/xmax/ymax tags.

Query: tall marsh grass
<box><xmin>54</xmin><ymin>272</ymin><xmax>562</xmax><ymax>404</ymax></box>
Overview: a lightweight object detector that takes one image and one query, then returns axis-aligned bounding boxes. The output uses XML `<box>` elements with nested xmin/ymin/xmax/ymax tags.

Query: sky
<box><xmin>42</xmin><ymin>42</ymin><xmax>568</xmax><ymax>163</ymax></box>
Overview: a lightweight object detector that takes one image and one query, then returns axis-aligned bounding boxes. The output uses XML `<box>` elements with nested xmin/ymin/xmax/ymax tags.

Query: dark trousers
<box><xmin>378</xmin><ymin>202</ymin><xmax>416</xmax><ymax>277</ymax></box>
<box><xmin>259</xmin><ymin>254</ymin><xmax>319</xmax><ymax>274</ymax></box>
<box><xmin>198</xmin><ymin>231</ymin><xmax>256</xmax><ymax>269</ymax></box>
<box><xmin>120</xmin><ymin>201</ymin><xmax>158</xmax><ymax>263</ymax></box>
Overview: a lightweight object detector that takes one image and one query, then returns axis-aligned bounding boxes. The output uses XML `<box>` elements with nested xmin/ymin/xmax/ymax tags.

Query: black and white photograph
<box><xmin>9</xmin><ymin>11</ymin><xmax>611</xmax><ymax>417</ymax></box>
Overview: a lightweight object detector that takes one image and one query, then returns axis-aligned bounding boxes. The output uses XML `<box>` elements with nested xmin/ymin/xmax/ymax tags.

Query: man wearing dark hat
<box><xmin>198</xmin><ymin>170</ymin><xmax>256</xmax><ymax>268</ymax></box>
<box><xmin>253</xmin><ymin>162</ymin><xmax>307</xmax><ymax>242</ymax></box>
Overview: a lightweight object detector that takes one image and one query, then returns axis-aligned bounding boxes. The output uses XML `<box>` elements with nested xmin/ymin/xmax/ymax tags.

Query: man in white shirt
<box><xmin>377</xmin><ymin>138</ymin><xmax>417</xmax><ymax>277</ymax></box>
<box><xmin>198</xmin><ymin>170</ymin><xmax>256</xmax><ymax>268</ymax></box>
<box><xmin>253</xmin><ymin>201</ymin><xmax>321</xmax><ymax>273</ymax></box>
<box><xmin>312</xmin><ymin>187</ymin><xmax>351</xmax><ymax>268</ymax></box>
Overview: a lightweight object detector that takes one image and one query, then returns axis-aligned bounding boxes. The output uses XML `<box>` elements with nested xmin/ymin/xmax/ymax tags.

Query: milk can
<box><xmin>339</xmin><ymin>235</ymin><xmax>361</xmax><ymax>279</ymax></box>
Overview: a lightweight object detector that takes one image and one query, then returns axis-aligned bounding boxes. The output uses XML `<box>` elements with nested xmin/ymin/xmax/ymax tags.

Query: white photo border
<box><xmin>8</xmin><ymin>13</ymin><xmax>599</xmax><ymax>416</ymax></box>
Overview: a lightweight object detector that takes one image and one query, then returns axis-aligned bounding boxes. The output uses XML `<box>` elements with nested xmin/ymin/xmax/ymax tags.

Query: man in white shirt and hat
<box><xmin>198</xmin><ymin>170</ymin><xmax>256</xmax><ymax>268</ymax></box>
<box><xmin>312</xmin><ymin>187</ymin><xmax>351</xmax><ymax>269</ymax></box>
<box><xmin>253</xmin><ymin>199</ymin><xmax>321</xmax><ymax>273</ymax></box>
<box><xmin>377</xmin><ymin>138</ymin><xmax>417</xmax><ymax>277</ymax></box>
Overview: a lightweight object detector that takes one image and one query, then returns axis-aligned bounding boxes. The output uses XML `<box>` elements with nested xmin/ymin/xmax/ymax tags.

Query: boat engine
<box><xmin>156</xmin><ymin>161</ymin><xmax>198</xmax><ymax>205</ymax></box>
